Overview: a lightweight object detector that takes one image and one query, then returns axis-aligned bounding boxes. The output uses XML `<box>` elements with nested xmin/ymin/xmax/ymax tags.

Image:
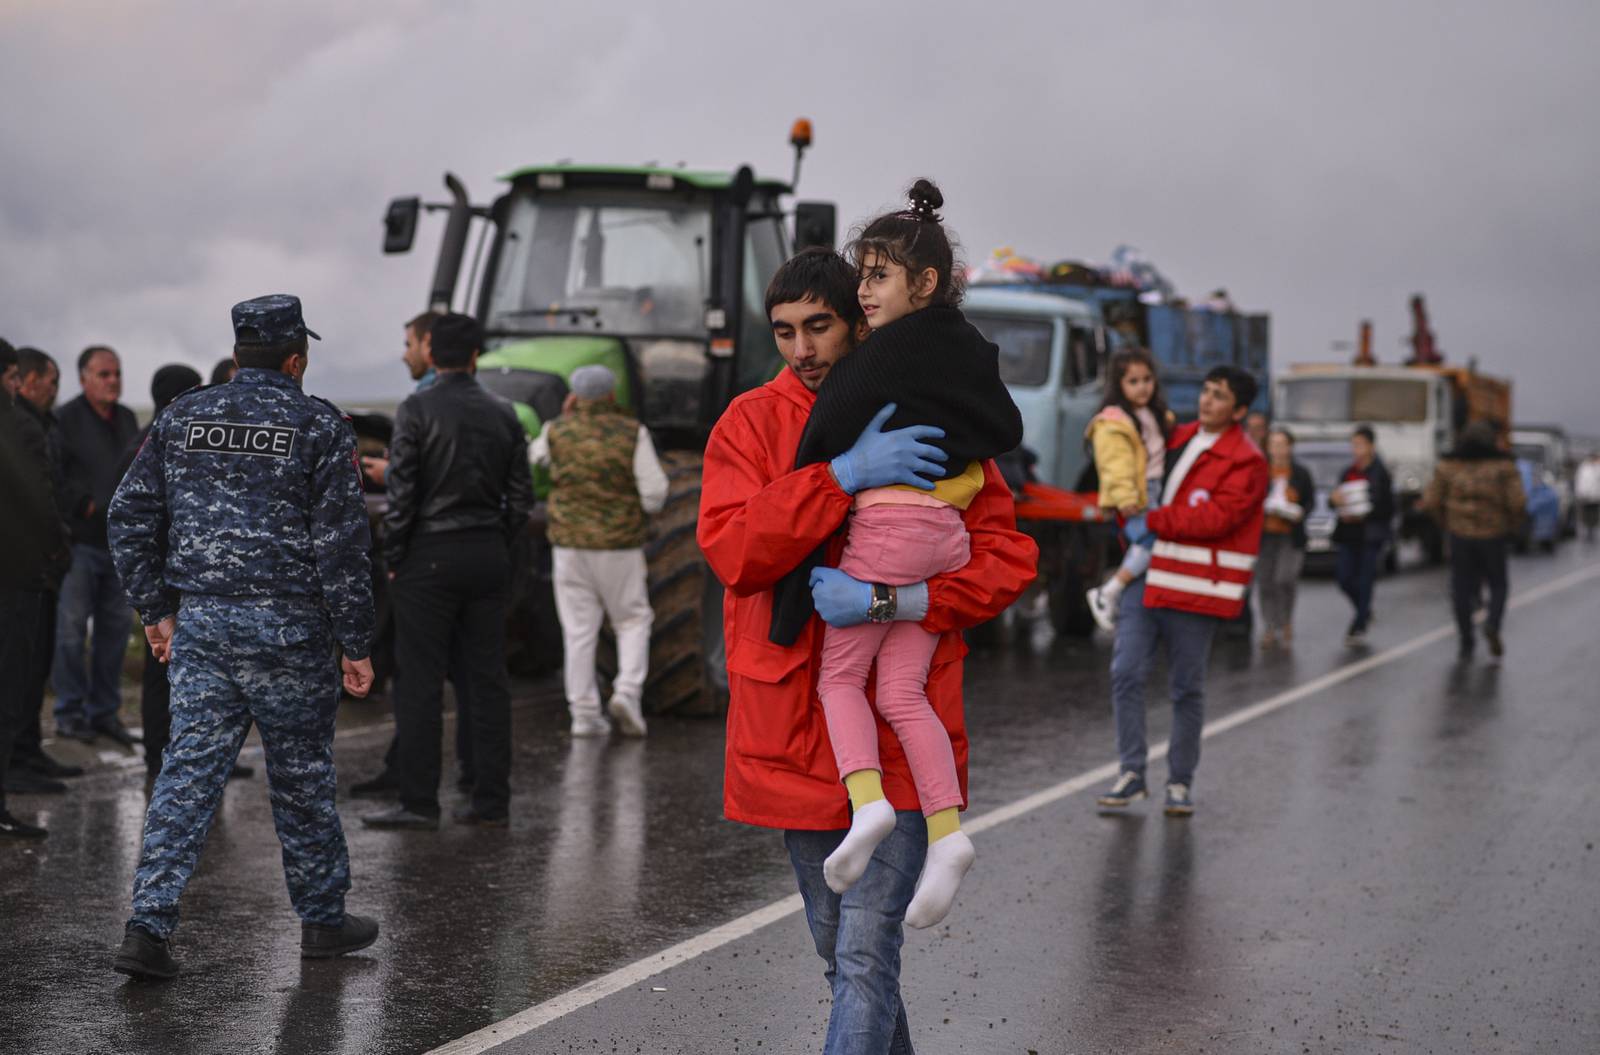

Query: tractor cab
<box><xmin>385</xmin><ymin>149</ymin><xmax>832</xmax><ymax>450</ymax></box>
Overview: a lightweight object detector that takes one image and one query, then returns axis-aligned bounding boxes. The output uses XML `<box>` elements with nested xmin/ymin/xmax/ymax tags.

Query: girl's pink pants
<box><xmin>817</xmin><ymin>503</ymin><xmax>971</xmax><ymax>817</ymax></box>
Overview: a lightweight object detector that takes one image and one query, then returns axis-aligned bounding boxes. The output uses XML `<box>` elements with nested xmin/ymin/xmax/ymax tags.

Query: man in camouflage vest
<box><xmin>531</xmin><ymin>365</ymin><xmax>668</xmax><ymax>737</ymax></box>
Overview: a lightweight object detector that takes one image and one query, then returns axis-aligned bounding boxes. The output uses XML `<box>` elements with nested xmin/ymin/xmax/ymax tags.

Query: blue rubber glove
<box><xmin>829</xmin><ymin>403</ymin><xmax>948</xmax><ymax>495</ymax></box>
<box><xmin>1123</xmin><ymin>513</ymin><xmax>1155</xmax><ymax>547</ymax></box>
<box><xmin>809</xmin><ymin>567</ymin><xmax>873</xmax><ymax>628</ymax></box>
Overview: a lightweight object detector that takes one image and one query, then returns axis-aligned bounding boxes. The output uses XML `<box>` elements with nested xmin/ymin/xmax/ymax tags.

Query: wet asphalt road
<box><xmin>4</xmin><ymin>546</ymin><xmax>1599</xmax><ymax>1055</ymax></box>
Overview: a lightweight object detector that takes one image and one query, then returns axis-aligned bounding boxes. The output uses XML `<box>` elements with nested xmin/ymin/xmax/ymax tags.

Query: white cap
<box><xmin>570</xmin><ymin>364</ymin><xmax>617</xmax><ymax>400</ymax></box>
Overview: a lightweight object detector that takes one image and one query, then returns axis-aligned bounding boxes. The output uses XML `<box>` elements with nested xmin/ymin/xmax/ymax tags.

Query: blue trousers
<box><xmin>1334</xmin><ymin>538</ymin><xmax>1384</xmax><ymax>632</ymax></box>
<box><xmin>786</xmin><ymin>811</ymin><xmax>925</xmax><ymax>1054</ymax></box>
<box><xmin>1109</xmin><ymin>579</ymin><xmax>1218</xmax><ymax>787</ymax></box>
<box><xmin>51</xmin><ymin>544</ymin><xmax>132</xmax><ymax>731</ymax></box>
<box><xmin>130</xmin><ymin>597</ymin><xmax>349</xmax><ymax>939</ymax></box>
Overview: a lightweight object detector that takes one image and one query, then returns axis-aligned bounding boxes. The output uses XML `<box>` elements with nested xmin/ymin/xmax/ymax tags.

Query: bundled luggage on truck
<box><xmin>965</xmin><ymin>246</ymin><xmax>1272</xmax><ymax>635</ymax></box>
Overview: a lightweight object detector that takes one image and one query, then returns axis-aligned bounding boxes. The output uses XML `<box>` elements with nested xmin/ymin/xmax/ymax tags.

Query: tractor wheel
<box><xmin>597</xmin><ymin>451</ymin><xmax>724</xmax><ymax>716</ymax></box>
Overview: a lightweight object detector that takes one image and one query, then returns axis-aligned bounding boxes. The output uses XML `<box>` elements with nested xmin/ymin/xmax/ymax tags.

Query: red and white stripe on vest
<box><xmin>1143</xmin><ymin>422</ymin><xmax>1269</xmax><ymax>620</ymax></box>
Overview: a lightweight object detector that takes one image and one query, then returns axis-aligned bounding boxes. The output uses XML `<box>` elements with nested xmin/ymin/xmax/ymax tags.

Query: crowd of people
<box><xmin>0</xmin><ymin>177</ymin><xmax>1589</xmax><ymax>1051</ymax></box>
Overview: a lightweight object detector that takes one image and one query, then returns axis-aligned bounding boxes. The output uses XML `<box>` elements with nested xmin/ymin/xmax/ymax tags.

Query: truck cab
<box><xmin>1275</xmin><ymin>366</ymin><xmax>1453</xmax><ymax>562</ymax></box>
<box><xmin>964</xmin><ymin>287</ymin><xmax>1106</xmax><ymax>489</ymax></box>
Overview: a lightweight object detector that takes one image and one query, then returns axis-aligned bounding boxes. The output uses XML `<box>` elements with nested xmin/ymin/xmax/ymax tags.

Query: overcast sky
<box><xmin>3</xmin><ymin>0</ymin><xmax>1596</xmax><ymax>430</ymax></box>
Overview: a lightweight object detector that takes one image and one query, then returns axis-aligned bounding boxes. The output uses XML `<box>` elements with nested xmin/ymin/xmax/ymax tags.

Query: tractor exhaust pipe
<box><xmin>428</xmin><ymin>172</ymin><xmax>472</xmax><ymax>312</ymax></box>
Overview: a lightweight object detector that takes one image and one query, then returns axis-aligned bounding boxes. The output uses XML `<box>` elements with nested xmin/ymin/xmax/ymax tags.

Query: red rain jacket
<box><xmin>699</xmin><ymin>367</ymin><xmax>1038</xmax><ymax>830</ymax></box>
<box><xmin>1144</xmin><ymin>421</ymin><xmax>1269</xmax><ymax>620</ymax></box>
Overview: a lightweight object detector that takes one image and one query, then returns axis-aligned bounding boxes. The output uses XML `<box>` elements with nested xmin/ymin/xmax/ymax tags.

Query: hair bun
<box><xmin>907</xmin><ymin>178</ymin><xmax>944</xmax><ymax>221</ymax></box>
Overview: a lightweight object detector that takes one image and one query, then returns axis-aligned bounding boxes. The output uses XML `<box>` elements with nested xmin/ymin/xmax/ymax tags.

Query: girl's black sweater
<box><xmin>769</xmin><ymin>305</ymin><xmax>1024</xmax><ymax>645</ymax></box>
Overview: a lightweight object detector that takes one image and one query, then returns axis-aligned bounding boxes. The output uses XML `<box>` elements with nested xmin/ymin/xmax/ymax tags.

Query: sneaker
<box><xmin>112</xmin><ymin>925</ymin><xmax>179</xmax><ymax>980</ymax></box>
<box><xmin>1164</xmin><ymin>783</ymin><xmax>1195</xmax><ymax>817</ymax></box>
<box><xmin>1096</xmin><ymin>771</ymin><xmax>1148</xmax><ymax>809</ymax></box>
<box><xmin>1484</xmin><ymin>627</ymin><xmax>1504</xmax><ymax>661</ymax></box>
<box><xmin>1086</xmin><ymin>586</ymin><xmax>1119</xmax><ymax>633</ymax></box>
<box><xmin>607</xmin><ymin>696</ymin><xmax>648</xmax><ymax>738</ymax></box>
<box><xmin>1344</xmin><ymin>622</ymin><xmax>1367</xmax><ymax>647</ymax></box>
<box><xmin>0</xmin><ymin>810</ymin><xmax>48</xmax><ymax>840</ymax></box>
<box><xmin>570</xmin><ymin>714</ymin><xmax>612</xmax><ymax>738</ymax></box>
<box><xmin>301</xmin><ymin>914</ymin><xmax>379</xmax><ymax>959</ymax></box>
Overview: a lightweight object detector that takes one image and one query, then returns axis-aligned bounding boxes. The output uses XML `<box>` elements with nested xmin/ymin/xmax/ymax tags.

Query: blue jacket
<box><xmin>108</xmin><ymin>368</ymin><xmax>375</xmax><ymax>659</ymax></box>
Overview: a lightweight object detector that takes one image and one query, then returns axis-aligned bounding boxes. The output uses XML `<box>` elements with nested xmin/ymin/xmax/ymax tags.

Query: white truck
<box><xmin>1273</xmin><ymin>363</ymin><xmax>1512</xmax><ymax>565</ymax></box>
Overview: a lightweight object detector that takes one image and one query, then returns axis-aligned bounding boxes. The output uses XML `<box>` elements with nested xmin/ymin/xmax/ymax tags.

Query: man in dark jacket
<box><xmin>1</xmin><ymin>350</ymin><xmax>71</xmax><ymax>838</ymax></box>
<box><xmin>1330</xmin><ymin>425</ymin><xmax>1395</xmax><ymax>646</ymax></box>
<box><xmin>363</xmin><ymin>314</ymin><xmax>534</xmax><ymax>831</ymax></box>
<box><xmin>52</xmin><ymin>345</ymin><xmax>141</xmax><ymax>745</ymax></box>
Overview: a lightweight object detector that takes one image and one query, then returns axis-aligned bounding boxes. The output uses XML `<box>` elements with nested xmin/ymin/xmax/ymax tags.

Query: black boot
<box><xmin>19</xmin><ymin>751</ymin><xmax>84</xmax><ymax>779</ymax></box>
<box><xmin>301</xmin><ymin>914</ymin><xmax>379</xmax><ymax>959</ymax></box>
<box><xmin>3</xmin><ymin>770</ymin><xmax>67</xmax><ymax>795</ymax></box>
<box><xmin>112</xmin><ymin>925</ymin><xmax>179</xmax><ymax>980</ymax></box>
<box><xmin>0</xmin><ymin>810</ymin><xmax>48</xmax><ymax>840</ymax></box>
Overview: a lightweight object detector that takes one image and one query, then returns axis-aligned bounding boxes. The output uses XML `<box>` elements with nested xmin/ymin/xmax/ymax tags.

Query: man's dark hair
<box><xmin>210</xmin><ymin>358</ymin><xmax>237</xmax><ymax>384</ymax></box>
<box><xmin>16</xmin><ymin>347</ymin><xmax>57</xmax><ymax>380</ymax></box>
<box><xmin>407</xmin><ymin>310</ymin><xmax>441</xmax><ymax>338</ymax></box>
<box><xmin>1204</xmin><ymin>365</ymin><xmax>1257</xmax><ymax>411</ymax></box>
<box><xmin>78</xmin><ymin>344</ymin><xmax>116</xmax><ymax>374</ymax></box>
<box><xmin>765</xmin><ymin>247</ymin><xmax>864</xmax><ymax>325</ymax></box>
<box><xmin>233</xmin><ymin>336</ymin><xmax>308</xmax><ymax>371</ymax></box>
<box><xmin>1353</xmin><ymin>424</ymin><xmax>1376</xmax><ymax>444</ymax></box>
<box><xmin>0</xmin><ymin>338</ymin><xmax>15</xmax><ymax>371</ymax></box>
<box><xmin>428</xmin><ymin>313</ymin><xmax>482</xmax><ymax>369</ymax></box>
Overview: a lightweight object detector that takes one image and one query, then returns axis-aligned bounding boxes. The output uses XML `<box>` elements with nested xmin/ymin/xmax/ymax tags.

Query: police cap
<box><xmin>231</xmin><ymin>295</ymin><xmax>322</xmax><ymax>345</ymax></box>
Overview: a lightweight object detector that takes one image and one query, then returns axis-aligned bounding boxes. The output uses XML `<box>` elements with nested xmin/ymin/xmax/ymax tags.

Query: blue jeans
<box><xmin>1109</xmin><ymin>579</ymin><xmax>1217</xmax><ymax>786</ymax></box>
<box><xmin>1334</xmin><ymin>538</ymin><xmax>1384</xmax><ymax>631</ymax></box>
<box><xmin>52</xmin><ymin>545</ymin><xmax>132</xmax><ymax>731</ymax></box>
<box><xmin>786</xmin><ymin>811</ymin><xmax>926</xmax><ymax>1054</ymax></box>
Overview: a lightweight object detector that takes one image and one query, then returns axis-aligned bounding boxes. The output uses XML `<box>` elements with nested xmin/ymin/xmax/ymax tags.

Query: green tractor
<box><xmin>380</xmin><ymin>121</ymin><xmax>835</xmax><ymax>715</ymax></box>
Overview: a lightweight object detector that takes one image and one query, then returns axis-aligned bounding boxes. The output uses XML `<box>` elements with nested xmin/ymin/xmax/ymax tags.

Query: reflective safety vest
<box><xmin>1143</xmin><ymin>422</ymin><xmax>1269</xmax><ymax>619</ymax></box>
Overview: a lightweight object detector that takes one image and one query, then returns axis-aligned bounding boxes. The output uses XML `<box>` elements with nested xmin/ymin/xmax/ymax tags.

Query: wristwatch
<box><xmin>867</xmin><ymin>583</ymin><xmax>897</xmax><ymax>624</ymax></box>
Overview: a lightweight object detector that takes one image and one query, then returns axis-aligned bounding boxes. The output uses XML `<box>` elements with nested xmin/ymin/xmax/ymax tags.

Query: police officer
<box><xmin>107</xmin><ymin>295</ymin><xmax>378</xmax><ymax>980</ymax></box>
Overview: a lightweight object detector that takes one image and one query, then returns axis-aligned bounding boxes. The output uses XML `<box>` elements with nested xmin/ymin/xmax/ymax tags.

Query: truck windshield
<box><xmin>486</xmin><ymin>191</ymin><xmax>712</xmax><ymax>338</ymax></box>
<box><xmin>1280</xmin><ymin>377</ymin><xmax>1430</xmax><ymax>423</ymax></box>
<box><xmin>968</xmin><ymin>314</ymin><xmax>1053</xmax><ymax>387</ymax></box>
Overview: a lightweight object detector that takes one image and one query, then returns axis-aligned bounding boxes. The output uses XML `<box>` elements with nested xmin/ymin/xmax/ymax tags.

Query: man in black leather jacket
<box><xmin>362</xmin><ymin>314</ymin><xmax>534</xmax><ymax>830</ymax></box>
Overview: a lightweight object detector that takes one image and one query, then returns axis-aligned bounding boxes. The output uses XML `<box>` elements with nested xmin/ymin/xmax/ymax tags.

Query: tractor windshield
<box><xmin>486</xmin><ymin>190</ymin><xmax>712</xmax><ymax>339</ymax></box>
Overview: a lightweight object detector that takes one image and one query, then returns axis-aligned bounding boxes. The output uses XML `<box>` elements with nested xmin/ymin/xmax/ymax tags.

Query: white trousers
<box><xmin>552</xmin><ymin>546</ymin><xmax>653</xmax><ymax>718</ymax></box>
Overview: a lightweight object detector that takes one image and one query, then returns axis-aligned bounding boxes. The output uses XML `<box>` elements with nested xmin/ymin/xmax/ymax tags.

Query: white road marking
<box><xmin>422</xmin><ymin>559</ymin><xmax>1599</xmax><ymax>1054</ymax></box>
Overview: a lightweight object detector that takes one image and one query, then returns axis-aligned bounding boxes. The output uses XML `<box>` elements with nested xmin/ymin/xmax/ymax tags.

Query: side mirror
<box><xmin>794</xmin><ymin>201</ymin><xmax>836</xmax><ymax>250</ymax></box>
<box><xmin>383</xmin><ymin>196</ymin><xmax>420</xmax><ymax>254</ymax></box>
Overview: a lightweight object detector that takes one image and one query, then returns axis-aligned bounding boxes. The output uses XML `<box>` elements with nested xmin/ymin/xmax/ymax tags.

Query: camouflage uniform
<box><xmin>545</xmin><ymin>402</ymin><xmax>648</xmax><ymax>549</ymax></box>
<box><xmin>108</xmin><ymin>295</ymin><xmax>373</xmax><ymax>940</ymax></box>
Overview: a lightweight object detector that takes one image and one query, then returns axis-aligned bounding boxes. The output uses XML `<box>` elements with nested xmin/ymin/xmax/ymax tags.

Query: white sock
<box><xmin>1100</xmin><ymin>576</ymin><xmax>1126</xmax><ymax>603</ymax></box>
<box><xmin>823</xmin><ymin>800</ymin><xmax>896</xmax><ymax>894</ymax></box>
<box><xmin>905</xmin><ymin>831</ymin><xmax>976</xmax><ymax>929</ymax></box>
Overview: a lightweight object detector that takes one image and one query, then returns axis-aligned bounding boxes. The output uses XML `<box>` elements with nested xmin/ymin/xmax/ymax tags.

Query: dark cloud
<box><xmin>2</xmin><ymin>0</ymin><xmax>1596</xmax><ymax>432</ymax></box>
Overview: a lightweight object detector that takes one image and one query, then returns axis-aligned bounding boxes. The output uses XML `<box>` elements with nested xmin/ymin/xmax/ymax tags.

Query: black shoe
<box><xmin>0</xmin><ymin>810</ymin><xmax>48</xmax><ymax>840</ymax></box>
<box><xmin>3</xmin><ymin>770</ymin><xmax>68</xmax><ymax>795</ymax></box>
<box><xmin>1484</xmin><ymin>628</ymin><xmax>1504</xmax><ymax>660</ymax></box>
<box><xmin>55</xmin><ymin>724</ymin><xmax>97</xmax><ymax>744</ymax></box>
<box><xmin>228</xmin><ymin>763</ymin><xmax>255</xmax><ymax>781</ymax></box>
<box><xmin>19</xmin><ymin>752</ymin><xmax>84</xmax><ymax>779</ymax></box>
<box><xmin>360</xmin><ymin>806</ymin><xmax>439</xmax><ymax>831</ymax></box>
<box><xmin>301</xmin><ymin>914</ymin><xmax>379</xmax><ymax>959</ymax></box>
<box><xmin>112</xmin><ymin>925</ymin><xmax>179</xmax><ymax>980</ymax></box>
<box><xmin>452</xmin><ymin>805</ymin><xmax>509</xmax><ymax>828</ymax></box>
<box><xmin>349</xmin><ymin>773</ymin><xmax>398</xmax><ymax>797</ymax></box>
<box><xmin>93</xmin><ymin>720</ymin><xmax>142</xmax><ymax>749</ymax></box>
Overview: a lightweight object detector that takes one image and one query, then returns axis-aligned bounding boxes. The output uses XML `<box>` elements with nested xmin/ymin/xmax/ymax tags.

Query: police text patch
<box><xmin>184</xmin><ymin>421</ymin><xmax>297</xmax><ymax>459</ymax></box>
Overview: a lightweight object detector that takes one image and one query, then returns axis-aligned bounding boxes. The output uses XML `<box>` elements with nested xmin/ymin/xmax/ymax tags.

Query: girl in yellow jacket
<box><xmin>1084</xmin><ymin>348</ymin><xmax>1172</xmax><ymax>631</ymax></box>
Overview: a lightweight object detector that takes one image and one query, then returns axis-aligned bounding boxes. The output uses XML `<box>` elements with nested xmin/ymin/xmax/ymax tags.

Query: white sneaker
<box><xmin>1086</xmin><ymin>586</ymin><xmax>1119</xmax><ymax>632</ymax></box>
<box><xmin>607</xmin><ymin>696</ymin><xmax>648</xmax><ymax>738</ymax></box>
<box><xmin>570</xmin><ymin>714</ymin><xmax>611</xmax><ymax>738</ymax></box>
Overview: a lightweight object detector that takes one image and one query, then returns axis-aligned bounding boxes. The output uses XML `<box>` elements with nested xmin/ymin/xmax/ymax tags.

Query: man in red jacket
<box><xmin>1095</xmin><ymin>365</ymin><xmax>1268</xmax><ymax>817</ymax></box>
<box><xmin>699</xmin><ymin>248</ymin><xmax>1036</xmax><ymax>1052</ymax></box>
